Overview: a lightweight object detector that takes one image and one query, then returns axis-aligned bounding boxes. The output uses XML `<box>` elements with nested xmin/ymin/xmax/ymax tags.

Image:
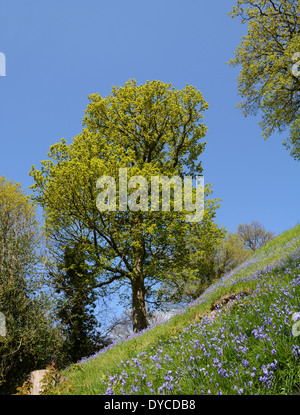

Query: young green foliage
<box><xmin>30</xmin><ymin>79</ymin><xmax>221</xmax><ymax>333</ymax></box>
<box><xmin>229</xmin><ymin>0</ymin><xmax>300</xmax><ymax>161</ymax></box>
<box><xmin>0</xmin><ymin>177</ymin><xmax>63</xmax><ymax>394</ymax></box>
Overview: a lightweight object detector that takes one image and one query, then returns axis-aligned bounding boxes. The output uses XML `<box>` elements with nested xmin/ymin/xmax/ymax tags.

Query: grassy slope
<box><xmin>51</xmin><ymin>224</ymin><xmax>300</xmax><ymax>395</ymax></box>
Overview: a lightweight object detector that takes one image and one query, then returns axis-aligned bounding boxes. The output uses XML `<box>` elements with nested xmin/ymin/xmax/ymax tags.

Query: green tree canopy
<box><xmin>229</xmin><ymin>0</ymin><xmax>300</xmax><ymax>161</ymax></box>
<box><xmin>30</xmin><ymin>79</ymin><xmax>221</xmax><ymax>333</ymax></box>
<box><xmin>0</xmin><ymin>177</ymin><xmax>63</xmax><ymax>394</ymax></box>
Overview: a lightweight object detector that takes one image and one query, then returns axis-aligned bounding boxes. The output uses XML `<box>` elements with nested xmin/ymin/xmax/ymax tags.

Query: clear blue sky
<box><xmin>0</xmin><ymin>0</ymin><xmax>299</xmax><ymax>237</ymax></box>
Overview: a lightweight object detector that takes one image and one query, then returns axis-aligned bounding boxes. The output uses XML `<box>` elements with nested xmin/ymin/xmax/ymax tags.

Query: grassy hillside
<box><xmin>49</xmin><ymin>224</ymin><xmax>300</xmax><ymax>395</ymax></box>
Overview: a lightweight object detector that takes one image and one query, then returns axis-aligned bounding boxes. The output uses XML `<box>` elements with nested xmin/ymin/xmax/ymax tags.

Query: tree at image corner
<box><xmin>0</xmin><ymin>177</ymin><xmax>62</xmax><ymax>394</ymax></box>
<box><xmin>229</xmin><ymin>0</ymin><xmax>300</xmax><ymax>161</ymax></box>
<box><xmin>29</xmin><ymin>79</ymin><xmax>222</xmax><ymax>333</ymax></box>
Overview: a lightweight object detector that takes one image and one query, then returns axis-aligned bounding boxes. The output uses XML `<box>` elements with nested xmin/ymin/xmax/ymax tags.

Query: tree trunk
<box><xmin>130</xmin><ymin>212</ymin><xmax>148</xmax><ymax>333</ymax></box>
<box><xmin>131</xmin><ymin>274</ymin><xmax>148</xmax><ymax>332</ymax></box>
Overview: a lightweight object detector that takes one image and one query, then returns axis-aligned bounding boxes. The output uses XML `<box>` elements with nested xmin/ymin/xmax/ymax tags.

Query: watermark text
<box><xmin>0</xmin><ymin>52</ymin><xmax>6</xmax><ymax>76</ymax></box>
<box><xmin>292</xmin><ymin>52</ymin><xmax>300</xmax><ymax>77</ymax></box>
<box><xmin>96</xmin><ymin>168</ymin><xmax>204</xmax><ymax>222</ymax></box>
<box><xmin>0</xmin><ymin>312</ymin><xmax>6</xmax><ymax>337</ymax></box>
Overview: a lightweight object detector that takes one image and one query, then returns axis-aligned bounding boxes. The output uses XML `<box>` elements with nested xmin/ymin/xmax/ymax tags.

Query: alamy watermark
<box><xmin>96</xmin><ymin>168</ymin><xmax>204</xmax><ymax>222</ymax></box>
<box><xmin>0</xmin><ymin>312</ymin><xmax>6</xmax><ymax>337</ymax></box>
<box><xmin>292</xmin><ymin>312</ymin><xmax>300</xmax><ymax>337</ymax></box>
<box><xmin>0</xmin><ymin>52</ymin><xmax>6</xmax><ymax>76</ymax></box>
<box><xmin>292</xmin><ymin>52</ymin><xmax>300</xmax><ymax>77</ymax></box>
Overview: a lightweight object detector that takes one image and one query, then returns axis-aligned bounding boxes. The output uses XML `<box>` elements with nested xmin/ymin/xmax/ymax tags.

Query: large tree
<box><xmin>229</xmin><ymin>0</ymin><xmax>300</xmax><ymax>161</ymax></box>
<box><xmin>30</xmin><ymin>79</ymin><xmax>221</xmax><ymax>333</ymax></box>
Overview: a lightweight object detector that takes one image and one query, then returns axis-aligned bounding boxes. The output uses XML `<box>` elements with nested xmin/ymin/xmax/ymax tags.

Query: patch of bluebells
<box><xmin>102</xmin><ymin>281</ymin><xmax>299</xmax><ymax>393</ymax></box>
<box><xmin>80</xmin><ymin>234</ymin><xmax>300</xmax><ymax>395</ymax></box>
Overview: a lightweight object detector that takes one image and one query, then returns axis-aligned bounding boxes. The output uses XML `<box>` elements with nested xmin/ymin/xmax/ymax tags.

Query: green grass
<box><xmin>49</xmin><ymin>223</ymin><xmax>300</xmax><ymax>395</ymax></box>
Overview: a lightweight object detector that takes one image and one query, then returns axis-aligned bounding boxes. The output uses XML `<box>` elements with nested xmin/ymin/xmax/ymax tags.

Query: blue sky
<box><xmin>0</xmin><ymin>0</ymin><xmax>299</xmax><ymax>238</ymax></box>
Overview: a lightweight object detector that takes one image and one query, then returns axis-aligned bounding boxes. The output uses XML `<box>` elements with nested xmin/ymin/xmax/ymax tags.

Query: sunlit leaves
<box><xmin>29</xmin><ymin>79</ymin><xmax>220</xmax><ymax>332</ymax></box>
<box><xmin>229</xmin><ymin>0</ymin><xmax>300</xmax><ymax>161</ymax></box>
